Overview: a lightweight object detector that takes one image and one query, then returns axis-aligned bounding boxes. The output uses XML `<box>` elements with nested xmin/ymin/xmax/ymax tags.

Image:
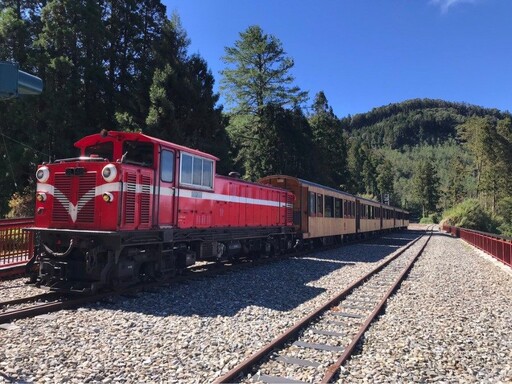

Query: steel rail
<box><xmin>0</xmin><ymin>292</ymin><xmax>62</xmax><ymax>308</ymax></box>
<box><xmin>213</xmin><ymin>229</ymin><xmax>429</xmax><ymax>384</ymax></box>
<box><xmin>321</xmin><ymin>227</ymin><xmax>433</xmax><ymax>382</ymax></box>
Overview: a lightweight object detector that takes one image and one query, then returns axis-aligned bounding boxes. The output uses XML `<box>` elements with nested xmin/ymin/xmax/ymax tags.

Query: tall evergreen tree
<box><xmin>220</xmin><ymin>25</ymin><xmax>309</xmax><ymax>179</ymax></box>
<box><xmin>308</xmin><ymin>91</ymin><xmax>349</xmax><ymax>188</ymax></box>
<box><xmin>413</xmin><ymin>159</ymin><xmax>440</xmax><ymax>217</ymax></box>
<box><xmin>220</xmin><ymin>25</ymin><xmax>307</xmax><ymax>116</ymax></box>
<box><xmin>376</xmin><ymin>158</ymin><xmax>394</xmax><ymax>203</ymax></box>
<box><xmin>145</xmin><ymin>15</ymin><xmax>232</xmax><ymax>173</ymax></box>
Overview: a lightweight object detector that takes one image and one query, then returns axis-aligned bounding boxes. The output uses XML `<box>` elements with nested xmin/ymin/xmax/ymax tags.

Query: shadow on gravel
<box><xmin>98</xmin><ymin>230</ymin><xmax>422</xmax><ymax>318</ymax></box>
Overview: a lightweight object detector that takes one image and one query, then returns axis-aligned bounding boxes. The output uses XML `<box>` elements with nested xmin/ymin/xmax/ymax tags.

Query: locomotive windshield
<box><xmin>122</xmin><ymin>141</ymin><xmax>154</xmax><ymax>168</ymax></box>
<box><xmin>85</xmin><ymin>142</ymin><xmax>113</xmax><ymax>161</ymax></box>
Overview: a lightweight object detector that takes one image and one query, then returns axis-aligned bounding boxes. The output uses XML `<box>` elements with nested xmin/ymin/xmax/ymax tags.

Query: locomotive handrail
<box><xmin>442</xmin><ymin>224</ymin><xmax>511</xmax><ymax>268</ymax></box>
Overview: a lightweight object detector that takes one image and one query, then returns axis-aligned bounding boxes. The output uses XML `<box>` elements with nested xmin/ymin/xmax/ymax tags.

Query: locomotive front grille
<box><xmin>52</xmin><ymin>174</ymin><xmax>72</xmax><ymax>222</ymax></box>
<box><xmin>77</xmin><ymin>173</ymin><xmax>96</xmax><ymax>223</ymax></box>
<box><xmin>52</xmin><ymin>171</ymin><xmax>97</xmax><ymax>224</ymax></box>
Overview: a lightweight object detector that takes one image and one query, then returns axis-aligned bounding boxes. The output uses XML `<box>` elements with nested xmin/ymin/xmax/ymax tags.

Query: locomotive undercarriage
<box><xmin>28</xmin><ymin>227</ymin><xmax>295</xmax><ymax>293</ymax></box>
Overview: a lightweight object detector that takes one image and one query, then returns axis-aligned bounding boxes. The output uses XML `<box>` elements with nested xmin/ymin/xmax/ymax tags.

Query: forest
<box><xmin>1</xmin><ymin>1</ymin><xmax>511</xmax><ymax>235</ymax></box>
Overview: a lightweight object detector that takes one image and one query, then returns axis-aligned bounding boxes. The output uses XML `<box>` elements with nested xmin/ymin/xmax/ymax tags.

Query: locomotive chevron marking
<box><xmin>37</xmin><ymin>182</ymin><xmax>121</xmax><ymax>223</ymax></box>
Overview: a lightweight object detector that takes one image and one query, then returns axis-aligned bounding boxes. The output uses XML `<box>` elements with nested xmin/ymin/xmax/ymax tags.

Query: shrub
<box><xmin>496</xmin><ymin>197</ymin><xmax>512</xmax><ymax>237</ymax></box>
<box><xmin>443</xmin><ymin>199</ymin><xmax>497</xmax><ymax>233</ymax></box>
<box><xmin>419</xmin><ymin>213</ymin><xmax>439</xmax><ymax>224</ymax></box>
<box><xmin>6</xmin><ymin>187</ymin><xmax>34</xmax><ymax>218</ymax></box>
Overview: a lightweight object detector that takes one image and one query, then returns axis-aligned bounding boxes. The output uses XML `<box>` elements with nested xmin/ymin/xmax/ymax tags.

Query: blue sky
<box><xmin>164</xmin><ymin>0</ymin><xmax>512</xmax><ymax>117</ymax></box>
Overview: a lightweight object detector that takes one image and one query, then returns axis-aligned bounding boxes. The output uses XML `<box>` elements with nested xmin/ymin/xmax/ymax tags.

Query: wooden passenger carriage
<box><xmin>259</xmin><ymin>175</ymin><xmax>409</xmax><ymax>244</ymax></box>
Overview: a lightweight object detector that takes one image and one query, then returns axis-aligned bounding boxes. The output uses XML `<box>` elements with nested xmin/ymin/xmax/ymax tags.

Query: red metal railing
<box><xmin>442</xmin><ymin>224</ymin><xmax>511</xmax><ymax>268</ymax></box>
<box><xmin>0</xmin><ymin>218</ymin><xmax>35</xmax><ymax>275</ymax></box>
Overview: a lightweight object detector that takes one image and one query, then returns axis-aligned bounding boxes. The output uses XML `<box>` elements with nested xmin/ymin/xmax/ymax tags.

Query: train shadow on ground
<box><xmin>101</xmin><ymin>230</ymin><xmax>423</xmax><ymax>318</ymax></box>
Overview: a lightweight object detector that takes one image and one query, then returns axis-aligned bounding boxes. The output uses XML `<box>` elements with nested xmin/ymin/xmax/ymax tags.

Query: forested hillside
<box><xmin>342</xmin><ymin>98</ymin><xmax>509</xmax><ymax>148</ymax></box>
<box><xmin>0</xmin><ymin>1</ymin><xmax>510</xmax><ymax>234</ymax></box>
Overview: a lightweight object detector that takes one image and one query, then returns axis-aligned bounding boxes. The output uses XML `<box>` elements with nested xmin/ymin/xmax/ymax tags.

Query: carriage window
<box><xmin>122</xmin><ymin>141</ymin><xmax>154</xmax><ymax>167</ymax></box>
<box><xmin>325</xmin><ymin>196</ymin><xmax>334</xmax><ymax>218</ymax></box>
<box><xmin>335</xmin><ymin>199</ymin><xmax>342</xmax><ymax>218</ymax></box>
<box><xmin>160</xmin><ymin>150</ymin><xmax>174</xmax><ymax>182</ymax></box>
<box><xmin>180</xmin><ymin>152</ymin><xmax>214</xmax><ymax>189</ymax></box>
<box><xmin>317</xmin><ymin>194</ymin><xmax>324</xmax><ymax>217</ymax></box>
<box><xmin>85</xmin><ymin>142</ymin><xmax>113</xmax><ymax>161</ymax></box>
<box><xmin>308</xmin><ymin>192</ymin><xmax>316</xmax><ymax>216</ymax></box>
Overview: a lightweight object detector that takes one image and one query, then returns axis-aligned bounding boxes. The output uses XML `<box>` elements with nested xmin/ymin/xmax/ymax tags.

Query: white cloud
<box><xmin>430</xmin><ymin>0</ymin><xmax>478</xmax><ymax>13</ymax></box>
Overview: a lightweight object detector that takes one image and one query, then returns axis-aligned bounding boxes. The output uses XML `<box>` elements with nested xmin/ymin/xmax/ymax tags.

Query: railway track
<box><xmin>0</xmin><ymin>292</ymin><xmax>62</xmax><ymax>308</ymax></box>
<box><xmin>0</xmin><ymin>253</ymin><xmax>283</xmax><ymax>324</ymax></box>
<box><xmin>214</xmin><ymin>227</ymin><xmax>433</xmax><ymax>383</ymax></box>
<box><xmin>0</xmin><ymin>230</ymin><xmax>418</xmax><ymax>327</ymax></box>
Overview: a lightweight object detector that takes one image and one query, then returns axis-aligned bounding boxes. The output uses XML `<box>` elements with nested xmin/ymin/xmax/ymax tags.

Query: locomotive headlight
<box><xmin>102</xmin><ymin>164</ymin><xmax>117</xmax><ymax>182</ymax></box>
<box><xmin>102</xmin><ymin>192</ymin><xmax>114</xmax><ymax>203</ymax></box>
<box><xmin>36</xmin><ymin>192</ymin><xmax>47</xmax><ymax>202</ymax></box>
<box><xmin>36</xmin><ymin>166</ymin><xmax>50</xmax><ymax>182</ymax></box>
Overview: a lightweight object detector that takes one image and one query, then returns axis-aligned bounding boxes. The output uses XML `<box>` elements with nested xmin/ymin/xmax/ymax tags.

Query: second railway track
<box><xmin>214</xmin><ymin>227</ymin><xmax>433</xmax><ymax>383</ymax></box>
<box><xmin>0</xmin><ymin>232</ymin><xmax>400</xmax><ymax>325</ymax></box>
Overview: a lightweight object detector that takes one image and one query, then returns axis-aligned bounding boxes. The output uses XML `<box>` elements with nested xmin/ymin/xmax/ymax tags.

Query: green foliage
<box><xmin>378</xmin><ymin>141</ymin><xmax>475</xmax><ymax>215</ymax></box>
<box><xmin>413</xmin><ymin>158</ymin><xmax>440</xmax><ymax>216</ymax></box>
<box><xmin>0</xmin><ymin>2</ymin><xmax>233</xmax><ymax>215</ymax></box>
<box><xmin>343</xmin><ymin>99</ymin><xmax>507</xmax><ymax>148</ymax></box>
<box><xmin>457</xmin><ymin>116</ymin><xmax>512</xmax><ymax>211</ymax></box>
<box><xmin>495</xmin><ymin>197</ymin><xmax>512</xmax><ymax>236</ymax></box>
<box><xmin>1</xmin><ymin>4</ymin><xmax>511</xmax><ymax>225</ymax></box>
<box><xmin>308</xmin><ymin>91</ymin><xmax>349</xmax><ymax>189</ymax></box>
<box><xmin>221</xmin><ymin>25</ymin><xmax>310</xmax><ymax>179</ymax></box>
<box><xmin>220</xmin><ymin>25</ymin><xmax>307</xmax><ymax>115</ymax></box>
<box><xmin>419</xmin><ymin>213</ymin><xmax>439</xmax><ymax>224</ymax></box>
<box><xmin>443</xmin><ymin>199</ymin><xmax>498</xmax><ymax>233</ymax></box>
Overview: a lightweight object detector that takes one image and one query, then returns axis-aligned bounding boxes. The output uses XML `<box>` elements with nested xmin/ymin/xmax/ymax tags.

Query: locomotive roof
<box><xmin>74</xmin><ymin>130</ymin><xmax>219</xmax><ymax>161</ymax></box>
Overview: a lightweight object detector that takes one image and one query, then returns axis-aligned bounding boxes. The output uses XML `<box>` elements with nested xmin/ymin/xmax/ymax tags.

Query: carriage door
<box><xmin>355</xmin><ymin>199</ymin><xmax>361</xmax><ymax>233</ymax></box>
<box><xmin>157</xmin><ymin>148</ymin><xmax>176</xmax><ymax>226</ymax></box>
<box><xmin>300</xmin><ymin>186</ymin><xmax>309</xmax><ymax>233</ymax></box>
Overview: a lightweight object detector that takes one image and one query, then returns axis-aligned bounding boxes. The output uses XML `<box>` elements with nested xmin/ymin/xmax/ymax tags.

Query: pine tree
<box><xmin>413</xmin><ymin>159</ymin><xmax>440</xmax><ymax>217</ymax></box>
<box><xmin>220</xmin><ymin>25</ymin><xmax>307</xmax><ymax>116</ymax></box>
<box><xmin>220</xmin><ymin>25</ymin><xmax>309</xmax><ymax>179</ymax></box>
<box><xmin>309</xmin><ymin>91</ymin><xmax>349</xmax><ymax>188</ymax></box>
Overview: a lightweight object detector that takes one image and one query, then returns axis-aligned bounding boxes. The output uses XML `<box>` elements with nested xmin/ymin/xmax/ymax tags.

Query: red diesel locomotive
<box><xmin>29</xmin><ymin>130</ymin><xmax>295</xmax><ymax>292</ymax></box>
<box><xmin>29</xmin><ymin>130</ymin><xmax>408</xmax><ymax>293</ymax></box>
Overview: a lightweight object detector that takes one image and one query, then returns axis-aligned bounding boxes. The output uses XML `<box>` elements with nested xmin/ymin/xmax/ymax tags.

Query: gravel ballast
<box><xmin>1</xmin><ymin>229</ymin><xmax>510</xmax><ymax>383</ymax></box>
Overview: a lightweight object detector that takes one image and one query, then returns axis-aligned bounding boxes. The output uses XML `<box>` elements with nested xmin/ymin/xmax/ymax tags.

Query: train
<box><xmin>27</xmin><ymin>130</ymin><xmax>408</xmax><ymax>293</ymax></box>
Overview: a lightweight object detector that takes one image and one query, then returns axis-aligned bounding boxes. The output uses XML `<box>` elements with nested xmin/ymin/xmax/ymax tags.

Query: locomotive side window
<box><xmin>160</xmin><ymin>150</ymin><xmax>175</xmax><ymax>182</ymax></box>
<box><xmin>85</xmin><ymin>142</ymin><xmax>113</xmax><ymax>161</ymax></box>
<box><xmin>180</xmin><ymin>152</ymin><xmax>213</xmax><ymax>189</ymax></box>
